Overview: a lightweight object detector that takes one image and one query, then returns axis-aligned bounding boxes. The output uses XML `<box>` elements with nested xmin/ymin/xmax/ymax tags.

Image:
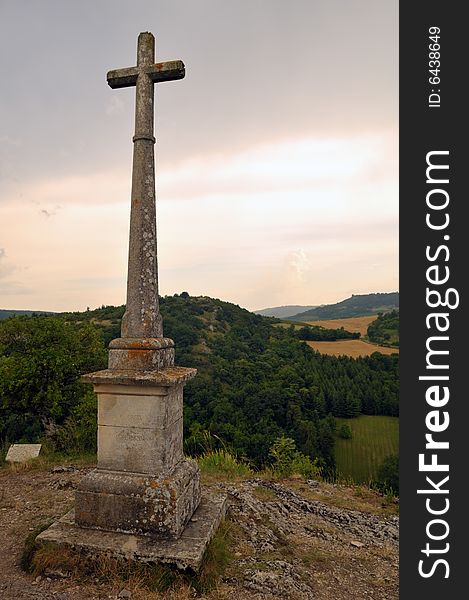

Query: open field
<box><xmin>306</xmin><ymin>339</ymin><xmax>399</xmax><ymax>358</ymax></box>
<box><xmin>306</xmin><ymin>315</ymin><xmax>378</xmax><ymax>336</ymax></box>
<box><xmin>335</xmin><ymin>415</ymin><xmax>399</xmax><ymax>483</ymax></box>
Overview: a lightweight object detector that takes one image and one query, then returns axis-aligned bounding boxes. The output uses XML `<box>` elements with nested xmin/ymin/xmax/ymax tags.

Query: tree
<box><xmin>269</xmin><ymin>436</ymin><xmax>297</xmax><ymax>475</ymax></box>
<box><xmin>0</xmin><ymin>316</ymin><xmax>106</xmax><ymax>443</ymax></box>
<box><xmin>338</xmin><ymin>423</ymin><xmax>352</xmax><ymax>439</ymax></box>
<box><xmin>376</xmin><ymin>454</ymin><xmax>399</xmax><ymax>495</ymax></box>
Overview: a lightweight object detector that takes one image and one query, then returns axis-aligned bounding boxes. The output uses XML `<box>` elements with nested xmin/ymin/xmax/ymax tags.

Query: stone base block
<box><xmin>107</xmin><ymin>337</ymin><xmax>175</xmax><ymax>371</ymax></box>
<box><xmin>76</xmin><ymin>460</ymin><xmax>201</xmax><ymax>539</ymax></box>
<box><xmin>37</xmin><ymin>491</ymin><xmax>227</xmax><ymax>572</ymax></box>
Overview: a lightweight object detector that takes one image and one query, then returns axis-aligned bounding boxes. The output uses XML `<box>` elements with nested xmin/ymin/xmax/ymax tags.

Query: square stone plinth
<box><xmin>76</xmin><ymin>460</ymin><xmax>201</xmax><ymax>539</ymax></box>
<box><xmin>37</xmin><ymin>490</ymin><xmax>227</xmax><ymax>572</ymax></box>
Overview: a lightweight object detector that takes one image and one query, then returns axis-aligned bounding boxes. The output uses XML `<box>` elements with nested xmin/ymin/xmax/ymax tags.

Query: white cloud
<box><xmin>287</xmin><ymin>249</ymin><xmax>312</xmax><ymax>282</ymax></box>
<box><xmin>105</xmin><ymin>96</ymin><xmax>126</xmax><ymax>117</ymax></box>
<box><xmin>0</xmin><ymin>132</ymin><xmax>397</xmax><ymax>311</ymax></box>
<box><xmin>157</xmin><ymin>133</ymin><xmax>396</xmax><ymax>201</ymax></box>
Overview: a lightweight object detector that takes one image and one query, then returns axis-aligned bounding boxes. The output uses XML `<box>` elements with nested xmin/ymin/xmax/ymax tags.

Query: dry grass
<box><xmin>306</xmin><ymin>315</ymin><xmax>378</xmax><ymax>336</ymax></box>
<box><xmin>287</xmin><ymin>479</ymin><xmax>399</xmax><ymax>518</ymax></box>
<box><xmin>251</xmin><ymin>486</ymin><xmax>278</xmax><ymax>502</ymax></box>
<box><xmin>26</xmin><ymin>518</ymin><xmax>234</xmax><ymax>597</ymax></box>
<box><xmin>305</xmin><ymin>339</ymin><xmax>399</xmax><ymax>358</ymax></box>
<box><xmin>0</xmin><ymin>453</ymin><xmax>96</xmax><ymax>474</ymax></box>
<box><xmin>296</xmin><ymin>542</ymin><xmax>335</xmax><ymax>567</ymax></box>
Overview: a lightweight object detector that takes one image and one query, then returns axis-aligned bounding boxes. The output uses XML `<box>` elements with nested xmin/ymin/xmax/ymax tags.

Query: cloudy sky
<box><xmin>0</xmin><ymin>0</ymin><xmax>398</xmax><ymax>312</ymax></box>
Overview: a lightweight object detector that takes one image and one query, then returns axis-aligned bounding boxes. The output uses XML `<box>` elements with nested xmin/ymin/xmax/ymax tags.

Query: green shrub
<box><xmin>269</xmin><ymin>436</ymin><xmax>297</xmax><ymax>476</ymax></box>
<box><xmin>290</xmin><ymin>452</ymin><xmax>321</xmax><ymax>479</ymax></box>
<box><xmin>375</xmin><ymin>454</ymin><xmax>399</xmax><ymax>495</ymax></box>
<box><xmin>269</xmin><ymin>436</ymin><xmax>321</xmax><ymax>479</ymax></box>
<box><xmin>198</xmin><ymin>449</ymin><xmax>252</xmax><ymax>478</ymax></box>
<box><xmin>338</xmin><ymin>423</ymin><xmax>352</xmax><ymax>439</ymax></box>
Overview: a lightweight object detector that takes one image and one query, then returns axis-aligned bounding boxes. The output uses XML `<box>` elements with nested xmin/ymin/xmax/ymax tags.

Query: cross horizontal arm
<box><xmin>107</xmin><ymin>66</ymin><xmax>139</xmax><ymax>89</ymax></box>
<box><xmin>148</xmin><ymin>60</ymin><xmax>185</xmax><ymax>83</ymax></box>
<box><xmin>107</xmin><ymin>60</ymin><xmax>185</xmax><ymax>89</ymax></box>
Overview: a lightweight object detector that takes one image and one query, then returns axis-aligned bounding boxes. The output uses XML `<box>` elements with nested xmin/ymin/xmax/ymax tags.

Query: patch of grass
<box><xmin>0</xmin><ymin>452</ymin><xmax>96</xmax><ymax>473</ymax></box>
<box><xmin>32</xmin><ymin>545</ymin><xmax>182</xmax><ymax>591</ymax></box>
<box><xmin>20</xmin><ymin>521</ymin><xmax>54</xmax><ymax>572</ymax></box>
<box><xmin>198</xmin><ymin>449</ymin><xmax>252</xmax><ymax>481</ymax></box>
<box><xmin>335</xmin><ymin>416</ymin><xmax>399</xmax><ymax>483</ymax></box>
<box><xmin>298</xmin><ymin>545</ymin><xmax>333</xmax><ymax>566</ymax></box>
<box><xmin>286</xmin><ymin>478</ymin><xmax>399</xmax><ymax>517</ymax></box>
<box><xmin>0</xmin><ymin>440</ymin><xmax>9</xmax><ymax>466</ymax></box>
<box><xmin>251</xmin><ymin>486</ymin><xmax>278</xmax><ymax>502</ymax></box>
<box><xmin>189</xmin><ymin>518</ymin><xmax>233</xmax><ymax>592</ymax></box>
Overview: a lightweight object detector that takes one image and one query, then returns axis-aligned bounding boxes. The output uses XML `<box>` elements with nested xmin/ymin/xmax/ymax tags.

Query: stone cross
<box><xmin>107</xmin><ymin>32</ymin><xmax>184</xmax><ymax>339</ymax></box>
<box><xmin>37</xmin><ymin>32</ymin><xmax>226</xmax><ymax>571</ymax></box>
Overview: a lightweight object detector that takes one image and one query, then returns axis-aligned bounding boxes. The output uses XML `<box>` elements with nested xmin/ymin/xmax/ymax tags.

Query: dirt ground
<box><xmin>0</xmin><ymin>465</ymin><xmax>398</xmax><ymax>600</ymax></box>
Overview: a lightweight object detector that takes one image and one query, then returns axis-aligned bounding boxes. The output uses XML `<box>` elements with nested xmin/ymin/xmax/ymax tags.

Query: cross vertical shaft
<box><xmin>124</xmin><ymin>32</ymin><xmax>161</xmax><ymax>338</ymax></box>
<box><xmin>106</xmin><ymin>31</ymin><xmax>185</xmax><ymax>369</ymax></box>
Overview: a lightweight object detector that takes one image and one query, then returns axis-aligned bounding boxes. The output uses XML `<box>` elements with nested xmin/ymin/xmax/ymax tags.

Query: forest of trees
<box><xmin>367</xmin><ymin>310</ymin><xmax>399</xmax><ymax>347</ymax></box>
<box><xmin>0</xmin><ymin>295</ymin><xmax>399</xmax><ymax>476</ymax></box>
<box><xmin>293</xmin><ymin>325</ymin><xmax>360</xmax><ymax>341</ymax></box>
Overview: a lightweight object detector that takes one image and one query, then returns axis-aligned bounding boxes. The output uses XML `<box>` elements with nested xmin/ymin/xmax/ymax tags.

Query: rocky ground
<box><xmin>0</xmin><ymin>465</ymin><xmax>398</xmax><ymax>599</ymax></box>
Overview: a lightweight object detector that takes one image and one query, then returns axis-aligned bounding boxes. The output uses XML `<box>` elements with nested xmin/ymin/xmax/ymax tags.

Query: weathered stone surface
<box><xmin>97</xmin><ymin>385</ymin><xmax>183</xmax><ymax>430</ymax></box>
<box><xmin>5</xmin><ymin>444</ymin><xmax>41</xmax><ymax>463</ymax></box>
<box><xmin>108</xmin><ymin>337</ymin><xmax>175</xmax><ymax>371</ymax></box>
<box><xmin>86</xmin><ymin>379</ymin><xmax>189</xmax><ymax>474</ymax></box>
<box><xmin>76</xmin><ymin>460</ymin><xmax>201</xmax><ymax>539</ymax></box>
<box><xmin>104</xmin><ymin>32</ymin><xmax>185</xmax><ymax>342</ymax></box>
<box><xmin>37</xmin><ymin>490</ymin><xmax>226</xmax><ymax>571</ymax></box>
<box><xmin>82</xmin><ymin>366</ymin><xmax>196</xmax><ymax>387</ymax></box>
<box><xmin>97</xmin><ymin>417</ymin><xmax>183</xmax><ymax>474</ymax></box>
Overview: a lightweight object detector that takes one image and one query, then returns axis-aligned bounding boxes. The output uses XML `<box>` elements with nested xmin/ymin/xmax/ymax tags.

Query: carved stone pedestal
<box><xmin>75</xmin><ymin>367</ymin><xmax>200</xmax><ymax>539</ymax></box>
<box><xmin>37</xmin><ymin>365</ymin><xmax>227</xmax><ymax>570</ymax></box>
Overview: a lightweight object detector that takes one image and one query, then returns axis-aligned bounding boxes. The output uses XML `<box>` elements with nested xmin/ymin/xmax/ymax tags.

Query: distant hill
<box><xmin>254</xmin><ymin>305</ymin><xmax>317</xmax><ymax>319</ymax></box>
<box><xmin>289</xmin><ymin>293</ymin><xmax>399</xmax><ymax>321</ymax></box>
<box><xmin>0</xmin><ymin>293</ymin><xmax>398</xmax><ymax>475</ymax></box>
<box><xmin>0</xmin><ymin>309</ymin><xmax>54</xmax><ymax>320</ymax></box>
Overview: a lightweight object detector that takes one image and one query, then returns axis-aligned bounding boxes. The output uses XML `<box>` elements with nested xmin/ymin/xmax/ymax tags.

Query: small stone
<box><xmin>350</xmin><ymin>540</ymin><xmax>365</xmax><ymax>548</ymax></box>
<box><xmin>51</xmin><ymin>465</ymin><xmax>77</xmax><ymax>473</ymax></box>
<box><xmin>44</xmin><ymin>569</ymin><xmax>70</xmax><ymax>579</ymax></box>
<box><xmin>118</xmin><ymin>590</ymin><xmax>132</xmax><ymax>599</ymax></box>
